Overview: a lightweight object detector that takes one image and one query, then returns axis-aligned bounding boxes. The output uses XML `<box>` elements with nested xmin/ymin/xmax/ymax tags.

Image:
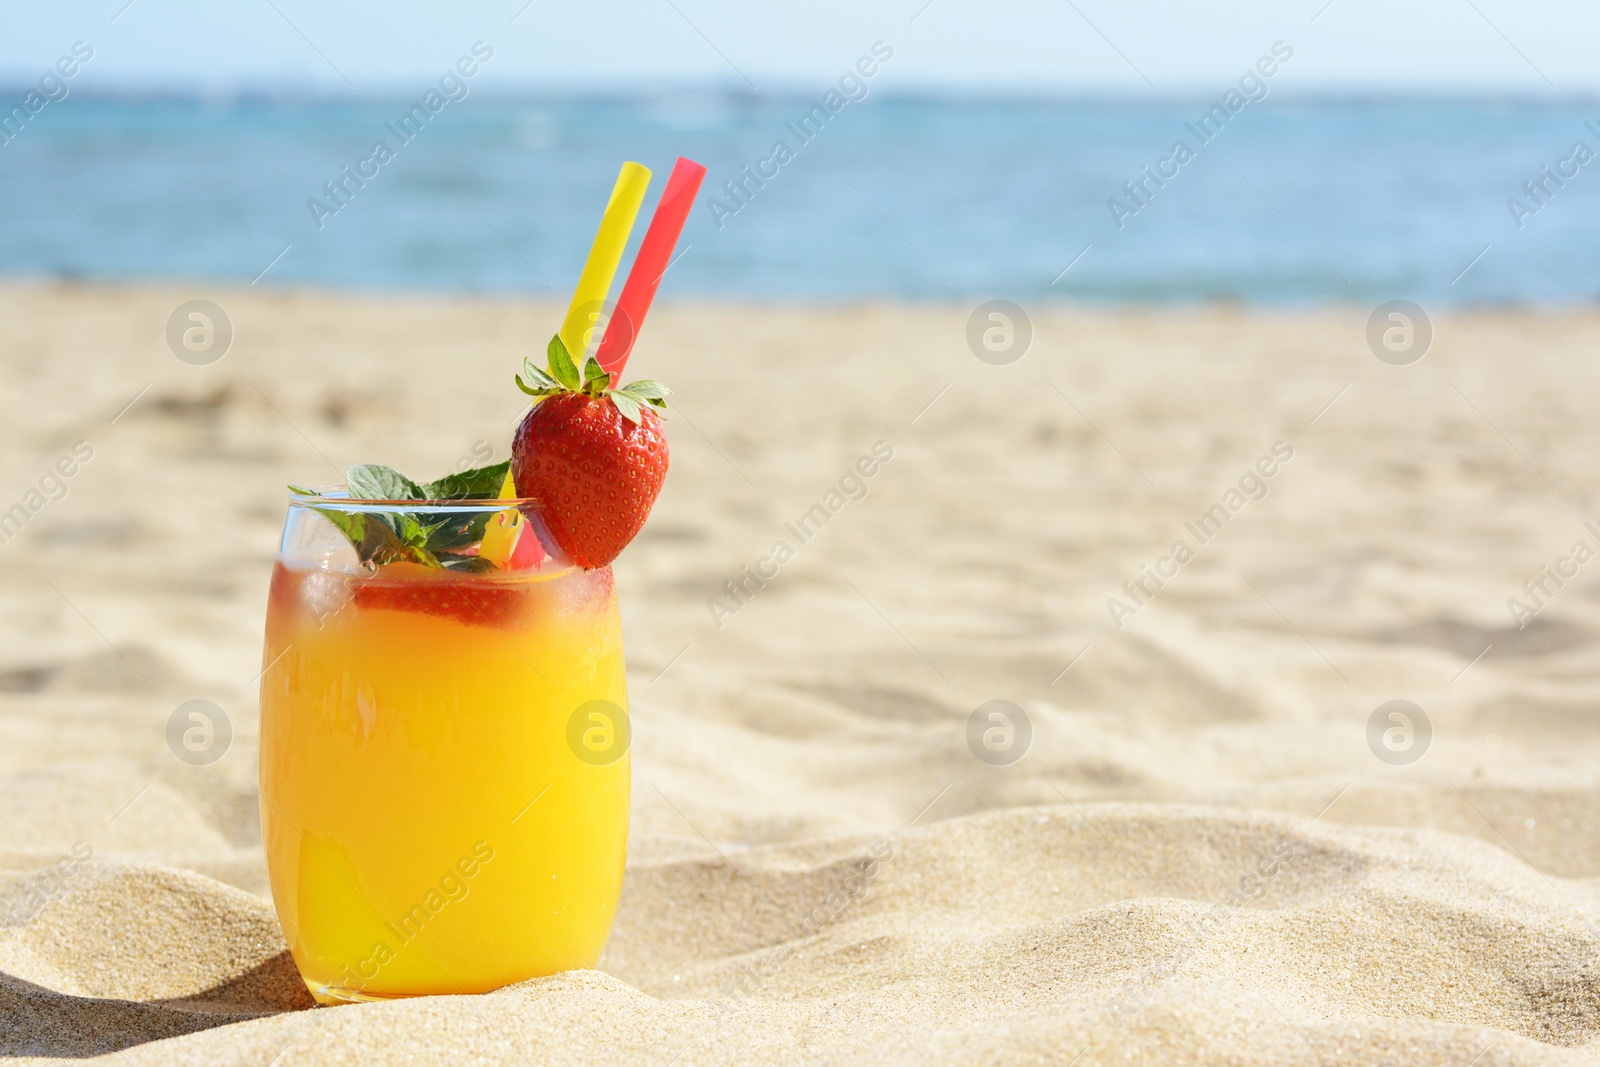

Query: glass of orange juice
<box><xmin>259</xmin><ymin>491</ymin><xmax>630</xmax><ymax>1003</ymax></box>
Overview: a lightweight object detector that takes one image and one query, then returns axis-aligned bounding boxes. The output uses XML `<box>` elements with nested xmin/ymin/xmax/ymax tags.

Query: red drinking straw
<box><xmin>595</xmin><ymin>156</ymin><xmax>706</xmax><ymax>383</ymax></box>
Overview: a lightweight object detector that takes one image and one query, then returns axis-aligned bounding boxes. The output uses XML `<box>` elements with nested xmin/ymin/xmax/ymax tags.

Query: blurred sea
<box><xmin>1</xmin><ymin>94</ymin><xmax>1597</xmax><ymax>305</ymax></box>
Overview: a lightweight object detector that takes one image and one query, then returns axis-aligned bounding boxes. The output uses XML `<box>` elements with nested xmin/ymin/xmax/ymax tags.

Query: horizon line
<box><xmin>4</xmin><ymin>84</ymin><xmax>1600</xmax><ymax>107</ymax></box>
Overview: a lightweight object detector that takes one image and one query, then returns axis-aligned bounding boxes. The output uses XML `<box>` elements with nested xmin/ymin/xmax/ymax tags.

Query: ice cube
<box><xmin>300</xmin><ymin>569</ymin><xmax>355</xmax><ymax>626</ymax></box>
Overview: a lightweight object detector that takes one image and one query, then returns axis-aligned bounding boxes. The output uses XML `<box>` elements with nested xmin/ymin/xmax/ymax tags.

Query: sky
<box><xmin>0</xmin><ymin>0</ymin><xmax>1595</xmax><ymax>97</ymax></box>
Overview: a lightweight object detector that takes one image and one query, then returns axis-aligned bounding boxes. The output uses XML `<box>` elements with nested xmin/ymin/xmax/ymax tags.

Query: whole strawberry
<box><xmin>512</xmin><ymin>335</ymin><xmax>670</xmax><ymax>568</ymax></box>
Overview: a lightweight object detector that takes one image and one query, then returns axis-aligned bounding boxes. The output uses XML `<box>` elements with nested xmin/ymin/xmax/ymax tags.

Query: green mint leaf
<box><xmin>305</xmin><ymin>506</ymin><xmax>437</xmax><ymax>568</ymax></box>
<box><xmin>422</xmin><ymin>461</ymin><xmax>511</xmax><ymax>501</ymax></box>
<box><xmin>440</xmin><ymin>554</ymin><xmax>498</xmax><ymax>573</ymax></box>
<box><xmin>356</xmin><ymin>519</ymin><xmax>399</xmax><ymax>561</ymax></box>
<box><xmin>305</xmin><ymin>459</ymin><xmax>512</xmax><ymax>573</ymax></box>
<box><xmin>610</xmin><ymin>391</ymin><xmax>643</xmax><ymax>425</ymax></box>
<box><xmin>288</xmin><ymin>484</ymin><xmax>320</xmax><ymax>496</ymax></box>
<box><xmin>393</xmin><ymin>513</ymin><xmax>432</xmax><ymax>548</ymax></box>
<box><xmin>346</xmin><ymin>464</ymin><xmax>424</xmax><ymax>501</ymax></box>
<box><xmin>311</xmin><ymin>506</ymin><xmax>367</xmax><ymax>551</ymax></box>
<box><xmin>546</xmin><ymin>333</ymin><xmax>581</xmax><ymax>391</ymax></box>
<box><xmin>427</xmin><ymin>516</ymin><xmax>488</xmax><ymax>553</ymax></box>
<box><xmin>396</xmin><ymin>543</ymin><xmax>443</xmax><ymax>568</ymax></box>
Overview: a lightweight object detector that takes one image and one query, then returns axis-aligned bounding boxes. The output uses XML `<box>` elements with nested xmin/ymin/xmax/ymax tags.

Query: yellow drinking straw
<box><xmin>561</xmin><ymin>161</ymin><xmax>653</xmax><ymax>360</ymax></box>
<box><xmin>482</xmin><ymin>161</ymin><xmax>653</xmax><ymax>567</ymax></box>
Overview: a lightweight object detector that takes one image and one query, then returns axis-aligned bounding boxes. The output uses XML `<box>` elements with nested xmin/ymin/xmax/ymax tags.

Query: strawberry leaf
<box><xmin>522</xmin><ymin>358</ymin><xmax>559</xmax><ymax>388</ymax></box>
<box><xmin>582</xmin><ymin>356</ymin><xmax>610</xmax><ymax>395</ymax></box>
<box><xmin>618</xmin><ymin>379</ymin><xmax>670</xmax><ymax>402</ymax></box>
<box><xmin>547</xmin><ymin>334</ymin><xmax>581</xmax><ymax>391</ymax></box>
<box><xmin>610</xmin><ymin>390</ymin><xmax>643</xmax><ymax>425</ymax></box>
<box><xmin>516</xmin><ymin>359</ymin><xmax>560</xmax><ymax>396</ymax></box>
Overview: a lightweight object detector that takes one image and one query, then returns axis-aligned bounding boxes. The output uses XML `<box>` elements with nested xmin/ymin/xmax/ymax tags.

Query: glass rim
<box><xmin>288</xmin><ymin>487</ymin><xmax>545</xmax><ymax>511</ymax></box>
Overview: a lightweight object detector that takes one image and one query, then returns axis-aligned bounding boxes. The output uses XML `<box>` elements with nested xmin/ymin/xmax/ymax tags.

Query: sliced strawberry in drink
<box><xmin>348</xmin><ymin>563</ymin><xmax>531</xmax><ymax>629</ymax></box>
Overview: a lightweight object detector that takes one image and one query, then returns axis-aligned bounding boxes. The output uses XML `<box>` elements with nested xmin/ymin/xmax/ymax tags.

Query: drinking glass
<box><xmin>259</xmin><ymin>492</ymin><xmax>629</xmax><ymax>1003</ymax></box>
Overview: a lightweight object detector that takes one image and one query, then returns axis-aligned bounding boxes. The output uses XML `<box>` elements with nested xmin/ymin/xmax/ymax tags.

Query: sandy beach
<box><xmin>2</xmin><ymin>282</ymin><xmax>1599</xmax><ymax>1064</ymax></box>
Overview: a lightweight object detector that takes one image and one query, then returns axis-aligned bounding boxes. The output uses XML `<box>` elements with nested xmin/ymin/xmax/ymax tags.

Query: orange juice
<box><xmin>259</xmin><ymin>553</ymin><xmax>629</xmax><ymax>1003</ymax></box>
